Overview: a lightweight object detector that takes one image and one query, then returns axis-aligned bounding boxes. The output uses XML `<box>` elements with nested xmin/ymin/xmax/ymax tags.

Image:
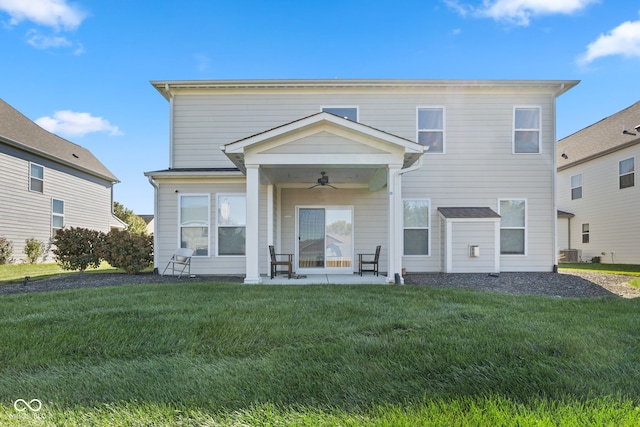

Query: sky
<box><xmin>1</xmin><ymin>0</ymin><xmax>639</xmax><ymax>215</ymax></box>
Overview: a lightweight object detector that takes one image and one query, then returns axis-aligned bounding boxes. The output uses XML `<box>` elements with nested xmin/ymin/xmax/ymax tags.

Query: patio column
<box><xmin>387</xmin><ymin>166</ymin><xmax>403</xmax><ymax>284</ymax></box>
<box><xmin>244</xmin><ymin>165</ymin><xmax>261</xmax><ymax>284</ymax></box>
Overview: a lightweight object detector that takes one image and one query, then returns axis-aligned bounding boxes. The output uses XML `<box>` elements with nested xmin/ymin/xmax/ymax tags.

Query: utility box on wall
<box><xmin>469</xmin><ymin>245</ymin><xmax>480</xmax><ymax>258</ymax></box>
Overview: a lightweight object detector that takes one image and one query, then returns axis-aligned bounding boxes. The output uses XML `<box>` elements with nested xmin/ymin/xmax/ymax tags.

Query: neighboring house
<box><xmin>0</xmin><ymin>98</ymin><xmax>125</xmax><ymax>263</ymax></box>
<box><xmin>139</xmin><ymin>214</ymin><xmax>155</xmax><ymax>235</ymax></box>
<box><xmin>145</xmin><ymin>79</ymin><xmax>578</xmax><ymax>283</ymax></box>
<box><xmin>557</xmin><ymin>101</ymin><xmax>640</xmax><ymax>264</ymax></box>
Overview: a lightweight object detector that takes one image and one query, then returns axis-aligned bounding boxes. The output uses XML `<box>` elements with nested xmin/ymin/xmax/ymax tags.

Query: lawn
<box><xmin>1</xmin><ymin>275</ymin><xmax>639</xmax><ymax>426</ymax></box>
<box><xmin>559</xmin><ymin>263</ymin><xmax>640</xmax><ymax>277</ymax></box>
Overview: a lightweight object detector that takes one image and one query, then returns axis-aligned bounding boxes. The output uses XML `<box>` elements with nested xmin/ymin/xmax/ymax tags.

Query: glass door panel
<box><xmin>298</xmin><ymin>207</ymin><xmax>353</xmax><ymax>272</ymax></box>
<box><xmin>299</xmin><ymin>208</ymin><xmax>325</xmax><ymax>268</ymax></box>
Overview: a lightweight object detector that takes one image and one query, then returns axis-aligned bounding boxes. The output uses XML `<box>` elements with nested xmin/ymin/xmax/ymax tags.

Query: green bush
<box><xmin>23</xmin><ymin>238</ymin><xmax>44</xmax><ymax>264</ymax></box>
<box><xmin>53</xmin><ymin>227</ymin><xmax>105</xmax><ymax>272</ymax></box>
<box><xmin>100</xmin><ymin>229</ymin><xmax>153</xmax><ymax>274</ymax></box>
<box><xmin>0</xmin><ymin>236</ymin><xmax>13</xmax><ymax>265</ymax></box>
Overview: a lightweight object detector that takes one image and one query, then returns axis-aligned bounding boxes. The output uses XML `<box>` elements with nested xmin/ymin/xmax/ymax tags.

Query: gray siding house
<box><xmin>145</xmin><ymin>79</ymin><xmax>578</xmax><ymax>283</ymax></box>
<box><xmin>557</xmin><ymin>101</ymin><xmax>640</xmax><ymax>264</ymax></box>
<box><xmin>0</xmin><ymin>98</ymin><xmax>125</xmax><ymax>263</ymax></box>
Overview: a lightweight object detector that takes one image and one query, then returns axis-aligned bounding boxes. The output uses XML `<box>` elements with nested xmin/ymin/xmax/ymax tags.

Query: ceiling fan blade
<box><xmin>308</xmin><ymin>184</ymin><xmax>320</xmax><ymax>189</ymax></box>
<box><xmin>327</xmin><ymin>184</ymin><xmax>337</xmax><ymax>189</ymax></box>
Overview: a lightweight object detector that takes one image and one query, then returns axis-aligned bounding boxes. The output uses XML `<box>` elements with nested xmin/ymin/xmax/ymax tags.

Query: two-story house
<box><xmin>557</xmin><ymin>101</ymin><xmax>640</xmax><ymax>264</ymax></box>
<box><xmin>0</xmin><ymin>98</ymin><xmax>125</xmax><ymax>263</ymax></box>
<box><xmin>145</xmin><ymin>79</ymin><xmax>578</xmax><ymax>283</ymax></box>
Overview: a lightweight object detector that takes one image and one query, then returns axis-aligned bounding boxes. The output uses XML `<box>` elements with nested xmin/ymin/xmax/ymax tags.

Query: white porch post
<box><xmin>387</xmin><ymin>166</ymin><xmax>403</xmax><ymax>283</ymax></box>
<box><xmin>244</xmin><ymin>165</ymin><xmax>261</xmax><ymax>284</ymax></box>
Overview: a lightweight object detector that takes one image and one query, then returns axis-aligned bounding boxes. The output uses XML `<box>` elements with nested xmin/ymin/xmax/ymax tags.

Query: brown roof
<box><xmin>557</xmin><ymin>101</ymin><xmax>640</xmax><ymax>171</ymax></box>
<box><xmin>0</xmin><ymin>98</ymin><xmax>118</xmax><ymax>182</ymax></box>
<box><xmin>437</xmin><ymin>207</ymin><xmax>501</xmax><ymax>219</ymax></box>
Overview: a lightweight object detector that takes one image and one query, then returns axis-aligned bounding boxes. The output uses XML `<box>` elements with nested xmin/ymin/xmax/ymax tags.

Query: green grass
<box><xmin>0</xmin><ymin>262</ymin><xmax>136</xmax><ymax>285</ymax></box>
<box><xmin>559</xmin><ymin>263</ymin><xmax>640</xmax><ymax>277</ymax></box>
<box><xmin>1</xmin><ymin>281</ymin><xmax>639</xmax><ymax>426</ymax></box>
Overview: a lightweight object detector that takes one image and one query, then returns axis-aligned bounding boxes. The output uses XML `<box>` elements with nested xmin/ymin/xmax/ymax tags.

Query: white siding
<box><xmin>558</xmin><ymin>144</ymin><xmax>640</xmax><ymax>264</ymax></box>
<box><xmin>450</xmin><ymin>222</ymin><xmax>497</xmax><ymax>273</ymax></box>
<box><xmin>0</xmin><ymin>144</ymin><xmax>116</xmax><ymax>263</ymax></box>
<box><xmin>161</xmin><ymin>84</ymin><xmax>560</xmax><ymax>274</ymax></box>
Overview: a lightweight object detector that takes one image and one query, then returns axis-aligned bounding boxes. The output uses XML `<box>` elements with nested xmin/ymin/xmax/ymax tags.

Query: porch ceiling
<box><xmin>261</xmin><ymin>164</ymin><xmax>382</xmax><ymax>187</ymax></box>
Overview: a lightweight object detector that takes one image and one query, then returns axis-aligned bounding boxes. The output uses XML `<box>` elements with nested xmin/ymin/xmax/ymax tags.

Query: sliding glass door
<box><xmin>297</xmin><ymin>207</ymin><xmax>353</xmax><ymax>273</ymax></box>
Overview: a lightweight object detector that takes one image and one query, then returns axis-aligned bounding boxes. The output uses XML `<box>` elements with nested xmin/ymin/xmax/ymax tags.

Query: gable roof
<box><xmin>557</xmin><ymin>101</ymin><xmax>640</xmax><ymax>171</ymax></box>
<box><xmin>222</xmin><ymin>111</ymin><xmax>425</xmax><ymax>172</ymax></box>
<box><xmin>0</xmin><ymin>98</ymin><xmax>119</xmax><ymax>182</ymax></box>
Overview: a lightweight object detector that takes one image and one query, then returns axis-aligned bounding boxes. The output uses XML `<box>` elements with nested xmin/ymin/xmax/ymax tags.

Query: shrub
<box><xmin>53</xmin><ymin>227</ymin><xmax>105</xmax><ymax>272</ymax></box>
<box><xmin>24</xmin><ymin>238</ymin><xmax>44</xmax><ymax>264</ymax></box>
<box><xmin>0</xmin><ymin>236</ymin><xmax>13</xmax><ymax>265</ymax></box>
<box><xmin>100</xmin><ymin>229</ymin><xmax>153</xmax><ymax>274</ymax></box>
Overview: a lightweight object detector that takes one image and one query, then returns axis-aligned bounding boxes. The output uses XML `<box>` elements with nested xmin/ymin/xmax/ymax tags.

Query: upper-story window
<box><xmin>30</xmin><ymin>163</ymin><xmax>44</xmax><ymax>193</ymax></box>
<box><xmin>570</xmin><ymin>174</ymin><xmax>582</xmax><ymax>200</ymax></box>
<box><xmin>321</xmin><ymin>107</ymin><xmax>358</xmax><ymax>121</ymax></box>
<box><xmin>417</xmin><ymin>107</ymin><xmax>444</xmax><ymax>153</ymax></box>
<box><xmin>52</xmin><ymin>199</ymin><xmax>64</xmax><ymax>237</ymax></box>
<box><xmin>513</xmin><ymin>107</ymin><xmax>541</xmax><ymax>153</ymax></box>
<box><xmin>619</xmin><ymin>157</ymin><xmax>635</xmax><ymax>189</ymax></box>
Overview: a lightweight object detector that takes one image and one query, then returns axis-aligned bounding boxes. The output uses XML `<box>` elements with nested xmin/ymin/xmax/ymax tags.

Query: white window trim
<box><xmin>618</xmin><ymin>156</ymin><xmax>635</xmax><ymax>189</ymax></box>
<box><xmin>416</xmin><ymin>106</ymin><xmax>445</xmax><ymax>154</ymax></box>
<box><xmin>581</xmin><ymin>223</ymin><xmax>590</xmax><ymax>244</ymax></box>
<box><xmin>178</xmin><ymin>193</ymin><xmax>211</xmax><ymax>258</ymax></box>
<box><xmin>215</xmin><ymin>193</ymin><xmax>246</xmax><ymax>257</ymax></box>
<box><xmin>320</xmin><ymin>106</ymin><xmax>359</xmax><ymax>121</ymax></box>
<box><xmin>29</xmin><ymin>162</ymin><xmax>44</xmax><ymax>193</ymax></box>
<box><xmin>513</xmin><ymin>106</ymin><xmax>541</xmax><ymax>154</ymax></box>
<box><xmin>498</xmin><ymin>198</ymin><xmax>527</xmax><ymax>256</ymax></box>
<box><xmin>402</xmin><ymin>198</ymin><xmax>431</xmax><ymax>257</ymax></box>
<box><xmin>570</xmin><ymin>173</ymin><xmax>583</xmax><ymax>200</ymax></box>
<box><xmin>52</xmin><ymin>198</ymin><xmax>64</xmax><ymax>237</ymax></box>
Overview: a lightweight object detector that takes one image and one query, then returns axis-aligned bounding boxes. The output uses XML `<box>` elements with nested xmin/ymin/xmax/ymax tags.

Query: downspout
<box><xmin>391</xmin><ymin>153</ymin><xmax>425</xmax><ymax>284</ymax></box>
<box><xmin>166</xmin><ymin>84</ymin><xmax>175</xmax><ymax>169</ymax></box>
<box><xmin>147</xmin><ymin>176</ymin><xmax>160</xmax><ymax>273</ymax></box>
<box><xmin>552</xmin><ymin>83</ymin><xmax>564</xmax><ymax>273</ymax></box>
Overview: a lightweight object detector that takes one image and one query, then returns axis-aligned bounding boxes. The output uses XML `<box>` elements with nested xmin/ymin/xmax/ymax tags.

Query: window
<box><xmin>571</xmin><ymin>174</ymin><xmax>582</xmax><ymax>200</ymax></box>
<box><xmin>52</xmin><ymin>199</ymin><xmax>64</xmax><ymax>237</ymax></box>
<box><xmin>179</xmin><ymin>194</ymin><xmax>209</xmax><ymax>256</ymax></box>
<box><xmin>403</xmin><ymin>200</ymin><xmax>430</xmax><ymax>255</ymax></box>
<box><xmin>30</xmin><ymin>163</ymin><xmax>44</xmax><ymax>193</ymax></box>
<box><xmin>417</xmin><ymin>107</ymin><xmax>444</xmax><ymax>153</ymax></box>
<box><xmin>217</xmin><ymin>194</ymin><xmax>246</xmax><ymax>256</ymax></box>
<box><xmin>514</xmin><ymin>107</ymin><xmax>540</xmax><ymax>153</ymax></box>
<box><xmin>619</xmin><ymin>157</ymin><xmax>635</xmax><ymax>189</ymax></box>
<box><xmin>321</xmin><ymin>106</ymin><xmax>358</xmax><ymax>121</ymax></box>
<box><xmin>582</xmin><ymin>223</ymin><xmax>590</xmax><ymax>244</ymax></box>
<box><xmin>499</xmin><ymin>199</ymin><xmax>526</xmax><ymax>255</ymax></box>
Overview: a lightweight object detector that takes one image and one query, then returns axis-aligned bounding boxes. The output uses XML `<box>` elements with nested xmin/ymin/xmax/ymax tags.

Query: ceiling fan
<box><xmin>308</xmin><ymin>171</ymin><xmax>337</xmax><ymax>189</ymax></box>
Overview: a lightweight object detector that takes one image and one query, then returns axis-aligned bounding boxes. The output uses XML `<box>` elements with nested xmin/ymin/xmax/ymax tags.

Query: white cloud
<box><xmin>579</xmin><ymin>20</ymin><xmax>640</xmax><ymax>64</ymax></box>
<box><xmin>0</xmin><ymin>0</ymin><xmax>85</xmax><ymax>31</ymax></box>
<box><xmin>36</xmin><ymin>110</ymin><xmax>123</xmax><ymax>137</ymax></box>
<box><xmin>26</xmin><ymin>29</ymin><xmax>71</xmax><ymax>49</ymax></box>
<box><xmin>446</xmin><ymin>0</ymin><xmax>597</xmax><ymax>26</ymax></box>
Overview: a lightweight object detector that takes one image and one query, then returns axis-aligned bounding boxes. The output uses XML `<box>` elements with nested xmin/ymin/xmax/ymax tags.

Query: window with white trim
<box><xmin>403</xmin><ymin>199</ymin><xmax>430</xmax><ymax>255</ymax></box>
<box><xmin>217</xmin><ymin>194</ymin><xmax>246</xmax><ymax>256</ymax></box>
<box><xmin>582</xmin><ymin>223</ymin><xmax>590</xmax><ymax>244</ymax></box>
<box><xmin>570</xmin><ymin>174</ymin><xmax>582</xmax><ymax>200</ymax></box>
<box><xmin>179</xmin><ymin>194</ymin><xmax>210</xmax><ymax>256</ymax></box>
<box><xmin>417</xmin><ymin>107</ymin><xmax>444</xmax><ymax>153</ymax></box>
<box><xmin>499</xmin><ymin>199</ymin><xmax>526</xmax><ymax>255</ymax></box>
<box><xmin>514</xmin><ymin>107</ymin><xmax>540</xmax><ymax>153</ymax></box>
<box><xmin>52</xmin><ymin>199</ymin><xmax>64</xmax><ymax>237</ymax></box>
<box><xmin>30</xmin><ymin>163</ymin><xmax>44</xmax><ymax>193</ymax></box>
<box><xmin>619</xmin><ymin>157</ymin><xmax>635</xmax><ymax>189</ymax></box>
<box><xmin>321</xmin><ymin>106</ymin><xmax>358</xmax><ymax>121</ymax></box>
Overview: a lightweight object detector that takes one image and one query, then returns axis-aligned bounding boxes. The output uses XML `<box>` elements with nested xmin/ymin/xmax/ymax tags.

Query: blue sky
<box><xmin>1</xmin><ymin>0</ymin><xmax>639</xmax><ymax>214</ymax></box>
